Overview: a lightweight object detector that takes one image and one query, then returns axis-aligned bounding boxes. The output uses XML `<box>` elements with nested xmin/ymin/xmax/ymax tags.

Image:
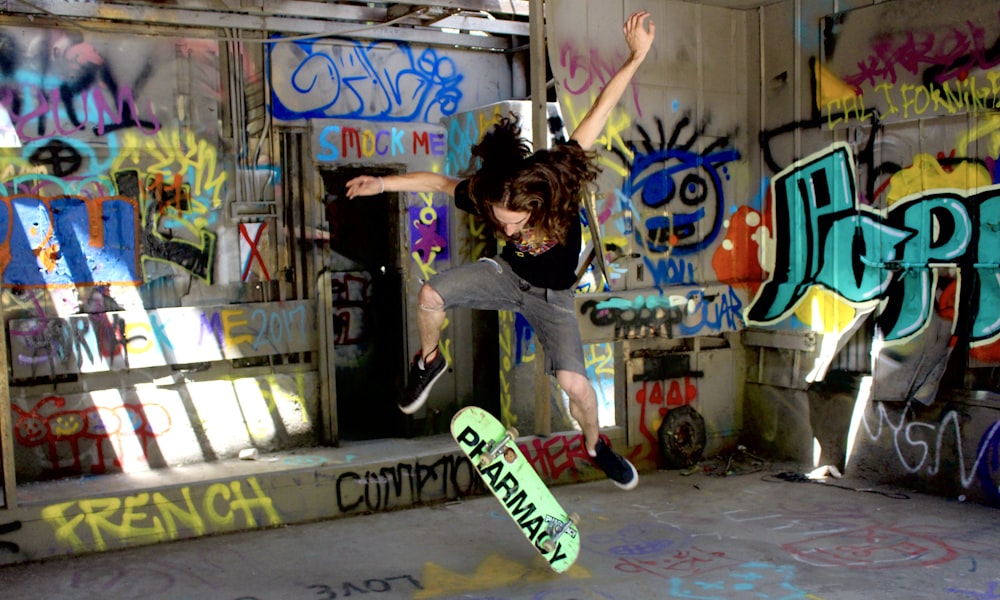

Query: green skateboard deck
<box><xmin>450</xmin><ymin>406</ymin><xmax>581</xmax><ymax>573</ymax></box>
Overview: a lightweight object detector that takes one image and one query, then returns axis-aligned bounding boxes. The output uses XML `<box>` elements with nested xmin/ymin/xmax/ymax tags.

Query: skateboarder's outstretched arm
<box><xmin>570</xmin><ymin>10</ymin><xmax>655</xmax><ymax>150</ymax></box>
<box><xmin>345</xmin><ymin>11</ymin><xmax>653</xmax><ymax>197</ymax></box>
<box><xmin>345</xmin><ymin>171</ymin><xmax>461</xmax><ymax>199</ymax></box>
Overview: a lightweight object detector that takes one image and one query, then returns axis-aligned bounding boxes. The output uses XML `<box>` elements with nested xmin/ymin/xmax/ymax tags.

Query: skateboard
<box><xmin>450</xmin><ymin>406</ymin><xmax>580</xmax><ymax>573</ymax></box>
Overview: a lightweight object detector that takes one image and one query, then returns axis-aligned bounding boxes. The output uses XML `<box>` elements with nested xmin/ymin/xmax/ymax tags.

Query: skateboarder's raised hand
<box><xmin>346</xmin><ymin>10</ymin><xmax>655</xmax><ymax>199</ymax></box>
<box><xmin>571</xmin><ymin>10</ymin><xmax>655</xmax><ymax>150</ymax></box>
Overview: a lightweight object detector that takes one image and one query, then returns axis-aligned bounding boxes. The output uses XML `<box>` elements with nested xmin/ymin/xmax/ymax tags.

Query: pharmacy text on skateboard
<box><xmin>450</xmin><ymin>405</ymin><xmax>580</xmax><ymax>573</ymax></box>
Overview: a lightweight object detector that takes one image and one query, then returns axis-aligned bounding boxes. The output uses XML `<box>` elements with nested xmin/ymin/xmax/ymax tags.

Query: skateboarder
<box><xmin>346</xmin><ymin>10</ymin><xmax>655</xmax><ymax>490</ymax></box>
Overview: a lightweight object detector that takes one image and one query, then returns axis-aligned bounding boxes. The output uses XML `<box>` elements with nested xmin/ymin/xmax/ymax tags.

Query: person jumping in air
<box><xmin>346</xmin><ymin>10</ymin><xmax>655</xmax><ymax>489</ymax></box>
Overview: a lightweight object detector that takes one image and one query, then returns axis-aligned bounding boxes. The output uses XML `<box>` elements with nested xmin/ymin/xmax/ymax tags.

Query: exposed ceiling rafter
<box><xmin>0</xmin><ymin>0</ymin><xmax>533</xmax><ymax>51</ymax></box>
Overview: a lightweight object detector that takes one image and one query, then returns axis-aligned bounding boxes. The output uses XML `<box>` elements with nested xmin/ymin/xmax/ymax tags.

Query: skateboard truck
<box><xmin>541</xmin><ymin>512</ymin><xmax>581</xmax><ymax>552</ymax></box>
<box><xmin>478</xmin><ymin>427</ymin><xmax>519</xmax><ymax>468</ymax></box>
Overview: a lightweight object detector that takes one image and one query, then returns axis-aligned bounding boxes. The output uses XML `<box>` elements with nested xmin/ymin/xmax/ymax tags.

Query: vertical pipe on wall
<box><xmin>317</xmin><ymin>271</ymin><xmax>339</xmax><ymax>445</ymax></box>
<box><xmin>0</xmin><ymin>104</ymin><xmax>15</xmax><ymax>504</ymax></box>
<box><xmin>696</xmin><ymin>5</ymin><xmax>704</xmax><ymax>128</ymax></box>
<box><xmin>529</xmin><ymin>0</ymin><xmax>550</xmax><ymax>434</ymax></box>
<box><xmin>793</xmin><ymin>0</ymin><xmax>802</xmax><ymax>160</ymax></box>
<box><xmin>529</xmin><ymin>0</ymin><xmax>546</xmax><ymax>151</ymax></box>
<box><xmin>0</xmin><ymin>302</ymin><xmax>16</xmax><ymax>508</ymax></box>
<box><xmin>757</xmin><ymin>7</ymin><xmax>766</xmax><ymax>191</ymax></box>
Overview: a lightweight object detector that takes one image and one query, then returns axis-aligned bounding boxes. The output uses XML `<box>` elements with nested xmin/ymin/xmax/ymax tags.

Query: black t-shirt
<box><xmin>454</xmin><ymin>179</ymin><xmax>581</xmax><ymax>290</ymax></box>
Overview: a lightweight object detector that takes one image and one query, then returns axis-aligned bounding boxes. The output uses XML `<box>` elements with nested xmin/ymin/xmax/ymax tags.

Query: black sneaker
<box><xmin>593</xmin><ymin>438</ymin><xmax>639</xmax><ymax>490</ymax></box>
<box><xmin>400</xmin><ymin>349</ymin><xmax>447</xmax><ymax>415</ymax></box>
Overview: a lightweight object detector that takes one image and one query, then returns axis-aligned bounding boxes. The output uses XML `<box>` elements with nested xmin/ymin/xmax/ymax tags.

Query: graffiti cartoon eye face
<box><xmin>14</xmin><ymin>417</ymin><xmax>47</xmax><ymax>444</ymax></box>
<box><xmin>628</xmin><ymin>148</ymin><xmax>730</xmax><ymax>255</ymax></box>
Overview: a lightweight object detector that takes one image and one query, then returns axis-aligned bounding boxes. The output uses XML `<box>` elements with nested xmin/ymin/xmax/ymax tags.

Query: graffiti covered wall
<box><xmin>0</xmin><ymin>21</ymin><xmax>323</xmax><ymax>481</ymax></box>
<box><xmin>546</xmin><ymin>0</ymin><xmax>752</xmax><ymax>465</ymax></box>
<box><xmin>549</xmin><ymin>0</ymin><xmax>1000</xmax><ymax>496</ymax></box>
<box><xmin>1</xmin><ymin>22</ymin><xmax>522</xmax><ymax>478</ymax></box>
<box><xmin>0</xmin><ymin>27</ymin><xmax>228</xmax><ymax>296</ymax></box>
<box><xmin>746</xmin><ymin>0</ymin><xmax>1000</xmax><ymax>502</ymax></box>
<box><xmin>751</xmin><ymin>0</ymin><xmax>1000</xmax><ymax>371</ymax></box>
<box><xmin>268</xmin><ymin>29</ymin><xmax>518</xmax><ymax>428</ymax></box>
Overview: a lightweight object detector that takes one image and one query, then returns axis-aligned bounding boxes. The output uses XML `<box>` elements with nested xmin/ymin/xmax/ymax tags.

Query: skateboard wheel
<box><xmin>507</xmin><ymin>427</ymin><xmax>519</xmax><ymax>439</ymax></box>
<box><xmin>568</xmin><ymin>512</ymin><xmax>581</xmax><ymax>526</ymax></box>
<box><xmin>542</xmin><ymin>540</ymin><xmax>555</xmax><ymax>552</ymax></box>
<box><xmin>478</xmin><ymin>455</ymin><xmax>491</xmax><ymax>468</ymax></box>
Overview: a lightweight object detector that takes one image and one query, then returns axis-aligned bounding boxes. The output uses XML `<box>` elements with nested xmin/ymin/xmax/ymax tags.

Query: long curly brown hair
<box><xmin>465</xmin><ymin>114</ymin><xmax>600</xmax><ymax>245</ymax></box>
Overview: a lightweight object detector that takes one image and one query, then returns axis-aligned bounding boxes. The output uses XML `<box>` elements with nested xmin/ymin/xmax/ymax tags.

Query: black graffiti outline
<box><xmin>29</xmin><ymin>139</ymin><xmax>83</xmax><ymax>177</ymax></box>
<box><xmin>0</xmin><ymin>520</ymin><xmax>22</xmax><ymax>553</ymax></box>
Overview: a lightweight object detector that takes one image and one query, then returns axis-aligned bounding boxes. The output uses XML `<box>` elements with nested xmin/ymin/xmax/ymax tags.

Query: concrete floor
<box><xmin>2</xmin><ymin>458</ymin><xmax>999</xmax><ymax>600</ymax></box>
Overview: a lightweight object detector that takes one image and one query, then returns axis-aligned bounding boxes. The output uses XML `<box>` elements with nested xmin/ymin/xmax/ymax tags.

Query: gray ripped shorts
<box><xmin>427</xmin><ymin>257</ymin><xmax>586</xmax><ymax>377</ymax></box>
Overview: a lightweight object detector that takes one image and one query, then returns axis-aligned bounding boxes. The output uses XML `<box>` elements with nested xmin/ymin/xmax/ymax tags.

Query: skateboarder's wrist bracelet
<box><xmin>378</xmin><ymin>176</ymin><xmax>385</xmax><ymax>193</ymax></box>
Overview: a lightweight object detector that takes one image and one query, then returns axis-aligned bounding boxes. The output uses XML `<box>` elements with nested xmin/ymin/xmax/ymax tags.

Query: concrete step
<box><xmin>1</xmin><ymin>435</ymin><xmax>609</xmax><ymax>565</ymax></box>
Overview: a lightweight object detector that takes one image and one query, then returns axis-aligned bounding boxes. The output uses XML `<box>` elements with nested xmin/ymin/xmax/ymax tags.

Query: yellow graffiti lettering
<box><xmin>78</xmin><ymin>497</ymin><xmax>123</xmax><ymax>552</ymax></box>
<box><xmin>257</xmin><ymin>373</ymin><xmax>311</xmax><ymax>425</ymax></box>
<box><xmin>362</xmin><ymin>129</ymin><xmax>376</xmax><ymax>157</ymax></box>
<box><xmin>963</xmin><ymin>76</ymin><xmax>985</xmax><ymax>112</ymax></box>
<box><xmin>958</xmin><ymin>113</ymin><xmax>1000</xmax><ymax>157</ymax></box>
<box><xmin>204</xmin><ymin>481</ymin><xmax>234</xmax><ymax>528</ymax></box>
<box><xmin>112</xmin><ymin>128</ymin><xmax>227</xmax><ymax>229</ymax></box>
<box><xmin>497</xmin><ymin>310</ymin><xmax>516</xmax><ymax>427</ymax></box>
<box><xmin>989</xmin><ymin>72</ymin><xmax>1000</xmax><ymax>107</ymax></box>
<box><xmin>840</xmin><ymin>73</ymin><xmax>1000</xmax><ymax>128</ymax></box>
<box><xmin>466</xmin><ymin>214</ymin><xmax>486</xmax><ymax>238</ymax></box>
<box><xmin>155</xmin><ymin>487</ymin><xmax>206</xmax><ymax>537</ymax></box>
<box><xmin>416</xmin><ymin>190</ymin><xmax>435</xmax><ymax>208</ymax></box>
<box><xmin>222</xmin><ymin>308</ymin><xmax>253</xmax><ymax>346</ymax></box>
<box><xmin>940</xmin><ymin>79</ymin><xmax>964</xmax><ymax>112</ymax></box>
<box><xmin>0</xmin><ymin>160</ymin><xmax>47</xmax><ymax>181</ymax></box>
<box><xmin>464</xmin><ymin>213</ymin><xmax>489</xmax><ymax>259</ymax></box>
<box><xmin>41</xmin><ymin>479</ymin><xmax>282</xmax><ymax>553</ymax></box>
<box><xmin>825</xmin><ymin>98</ymin><xmax>846</xmax><ymax>128</ymax></box>
<box><xmin>583</xmin><ymin>343</ymin><xmax>614</xmax><ymax>377</ymax></box>
<box><xmin>418</xmin><ymin>205</ymin><xmax>437</xmax><ymax>225</ymax></box>
<box><xmin>562</xmin><ymin>94</ymin><xmax>631</xmax><ymax>177</ymax></box>
<box><xmin>874</xmin><ymin>83</ymin><xmax>898</xmax><ymax>116</ymax></box>
<box><xmin>40</xmin><ymin>501</ymin><xmax>87</xmax><ymax>552</ymax></box>
<box><xmin>561</xmin><ymin>97</ymin><xmax>587</xmax><ymax>136</ymax></box>
<box><xmin>228</xmin><ymin>478</ymin><xmax>282</xmax><ymax>527</ymax></box>
<box><xmin>848</xmin><ymin>94</ymin><xmax>871</xmax><ymax>121</ymax></box>
<box><xmin>899</xmin><ymin>84</ymin><xmax>919</xmax><ymax>118</ymax></box>
<box><xmin>121</xmin><ymin>493</ymin><xmax>167</xmax><ymax>542</ymax></box>
<box><xmin>410</xmin><ymin>249</ymin><xmax>438</xmax><ymax>281</ymax></box>
<box><xmin>601</xmin><ymin>109</ymin><xmax>632</xmax><ymax>155</ymax></box>
<box><xmin>439</xmin><ymin>337</ymin><xmax>452</xmax><ymax>372</ymax></box>
<box><xmin>478</xmin><ymin>107</ymin><xmax>503</xmax><ymax>134</ymax></box>
<box><xmin>124</xmin><ymin>320</ymin><xmax>153</xmax><ymax>354</ymax></box>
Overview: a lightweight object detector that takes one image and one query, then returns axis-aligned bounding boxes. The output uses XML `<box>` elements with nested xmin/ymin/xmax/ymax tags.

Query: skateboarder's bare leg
<box><xmin>558</xmin><ymin>369</ymin><xmax>639</xmax><ymax>489</ymax></box>
<box><xmin>556</xmin><ymin>369</ymin><xmax>600</xmax><ymax>453</ymax></box>
<box><xmin>417</xmin><ymin>283</ymin><xmax>445</xmax><ymax>363</ymax></box>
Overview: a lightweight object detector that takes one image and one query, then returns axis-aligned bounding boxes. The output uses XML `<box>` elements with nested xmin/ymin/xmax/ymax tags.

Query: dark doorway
<box><xmin>320</xmin><ymin>167</ymin><xmax>406</xmax><ymax>440</ymax></box>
